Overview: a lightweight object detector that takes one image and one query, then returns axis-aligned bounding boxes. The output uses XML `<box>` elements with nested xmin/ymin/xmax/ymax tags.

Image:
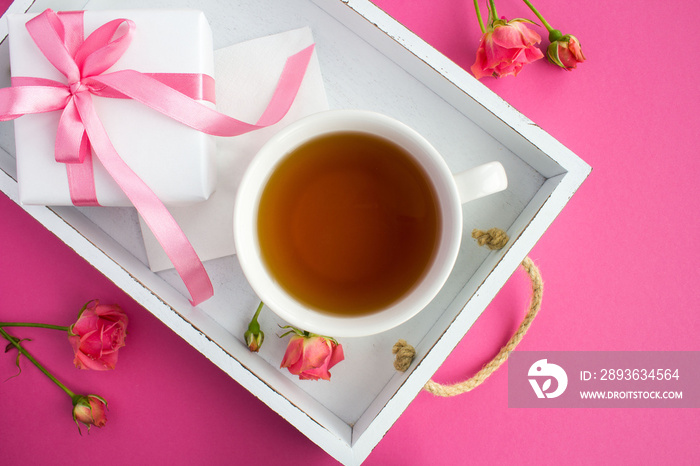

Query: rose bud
<box><xmin>72</xmin><ymin>394</ymin><xmax>107</xmax><ymax>433</ymax></box>
<box><xmin>547</xmin><ymin>33</ymin><xmax>586</xmax><ymax>70</ymax></box>
<box><xmin>244</xmin><ymin>302</ymin><xmax>265</xmax><ymax>352</ymax></box>
<box><xmin>245</xmin><ymin>327</ymin><xmax>264</xmax><ymax>352</ymax></box>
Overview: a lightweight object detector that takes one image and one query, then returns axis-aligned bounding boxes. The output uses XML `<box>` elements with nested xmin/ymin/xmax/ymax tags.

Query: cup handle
<box><xmin>453</xmin><ymin>161</ymin><xmax>508</xmax><ymax>205</ymax></box>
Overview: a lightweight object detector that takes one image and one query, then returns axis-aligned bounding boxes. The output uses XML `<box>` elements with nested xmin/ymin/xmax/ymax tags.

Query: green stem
<box><xmin>247</xmin><ymin>301</ymin><xmax>264</xmax><ymax>333</ymax></box>
<box><xmin>488</xmin><ymin>0</ymin><xmax>498</xmax><ymax>23</ymax></box>
<box><xmin>522</xmin><ymin>0</ymin><xmax>553</xmax><ymax>31</ymax></box>
<box><xmin>0</xmin><ymin>326</ymin><xmax>76</xmax><ymax>399</ymax></box>
<box><xmin>252</xmin><ymin>302</ymin><xmax>264</xmax><ymax>322</ymax></box>
<box><xmin>473</xmin><ymin>0</ymin><xmax>486</xmax><ymax>33</ymax></box>
<box><xmin>0</xmin><ymin>322</ymin><xmax>70</xmax><ymax>331</ymax></box>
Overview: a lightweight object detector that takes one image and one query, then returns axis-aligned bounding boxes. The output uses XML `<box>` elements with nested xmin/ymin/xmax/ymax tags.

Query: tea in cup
<box><xmin>234</xmin><ymin>110</ymin><xmax>507</xmax><ymax>337</ymax></box>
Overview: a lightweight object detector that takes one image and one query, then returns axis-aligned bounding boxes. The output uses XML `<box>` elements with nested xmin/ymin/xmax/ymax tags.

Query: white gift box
<box><xmin>8</xmin><ymin>9</ymin><xmax>216</xmax><ymax>206</ymax></box>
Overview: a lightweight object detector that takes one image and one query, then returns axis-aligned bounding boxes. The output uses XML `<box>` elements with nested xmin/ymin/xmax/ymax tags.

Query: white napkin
<box><xmin>140</xmin><ymin>27</ymin><xmax>329</xmax><ymax>272</ymax></box>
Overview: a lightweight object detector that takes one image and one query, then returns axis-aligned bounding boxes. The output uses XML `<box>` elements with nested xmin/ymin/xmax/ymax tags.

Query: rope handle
<box><xmin>392</xmin><ymin>228</ymin><xmax>544</xmax><ymax>397</ymax></box>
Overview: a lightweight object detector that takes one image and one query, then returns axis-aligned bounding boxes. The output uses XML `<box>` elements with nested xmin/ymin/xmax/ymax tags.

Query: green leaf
<box><xmin>4</xmin><ymin>339</ymin><xmax>31</xmax><ymax>381</ymax></box>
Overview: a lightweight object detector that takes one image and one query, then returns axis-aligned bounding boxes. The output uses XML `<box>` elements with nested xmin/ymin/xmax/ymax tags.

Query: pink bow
<box><xmin>0</xmin><ymin>9</ymin><xmax>315</xmax><ymax>306</ymax></box>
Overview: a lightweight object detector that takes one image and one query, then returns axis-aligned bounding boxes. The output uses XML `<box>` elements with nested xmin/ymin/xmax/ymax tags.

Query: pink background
<box><xmin>1</xmin><ymin>0</ymin><xmax>698</xmax><ymax>464</ymax></box>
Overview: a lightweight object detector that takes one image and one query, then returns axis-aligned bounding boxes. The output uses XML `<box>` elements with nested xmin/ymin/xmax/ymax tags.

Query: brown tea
<box><xmin>257</xmin><ymin>131</ymin><xmax>440</xmax><ymax>316</ymax></box>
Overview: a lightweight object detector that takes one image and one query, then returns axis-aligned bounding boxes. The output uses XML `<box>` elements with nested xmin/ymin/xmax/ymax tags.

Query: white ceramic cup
<box><xmin>234</xmin><ymin>110</ymin><xmax>507</xmax><ymax>337</ymax></box>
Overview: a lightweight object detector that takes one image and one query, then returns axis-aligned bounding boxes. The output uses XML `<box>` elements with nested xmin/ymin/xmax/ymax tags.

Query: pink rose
<box><xmin>280</xmin><ymin>334</ymin><xmax>344</xmax><ymax>381</ymax></box>
<box><xmin>471</xmin><ymin>18</ymin><xmax>544</xmax><ymax>79</ymax></box>
<box><xmin>72</xmin><ymin>394</ymin><xmax>107</xmax><ymax>432</ymax></box>
<box><xmin>547</xmin><ymin>34</ymin><xmax>585</xmax><ymax>70</ymax></box>
<box><xmin>68</xmin><ymin>300</ymin><xmax>128</xmax><ymax>370</ymax></box>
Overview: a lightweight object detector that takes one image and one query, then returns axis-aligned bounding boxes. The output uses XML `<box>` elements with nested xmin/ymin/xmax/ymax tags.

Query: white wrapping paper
<box><xmin>140</xmin><ymin>27</ymin><xmax>329</xmax><ymax>272</ymax></box>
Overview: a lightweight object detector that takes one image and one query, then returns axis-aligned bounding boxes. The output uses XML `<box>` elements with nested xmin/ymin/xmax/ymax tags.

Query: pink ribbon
<box><xmin>0</xmin><ymin>9</ymin><xmax>315</xmax><ymax>306</ymax></box>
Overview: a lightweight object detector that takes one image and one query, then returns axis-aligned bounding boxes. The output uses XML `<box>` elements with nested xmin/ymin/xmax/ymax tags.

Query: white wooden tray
<box><xmin>0</xmin><ymin>0</ymin><xmax>590</xmax><ymax>464</ymax></box>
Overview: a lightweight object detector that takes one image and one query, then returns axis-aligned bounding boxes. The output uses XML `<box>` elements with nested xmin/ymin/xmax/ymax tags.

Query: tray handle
<box><xmin>392</xmin><ymin>228</ymin><xmax>544</xmax><ymax>397</ymax></box>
